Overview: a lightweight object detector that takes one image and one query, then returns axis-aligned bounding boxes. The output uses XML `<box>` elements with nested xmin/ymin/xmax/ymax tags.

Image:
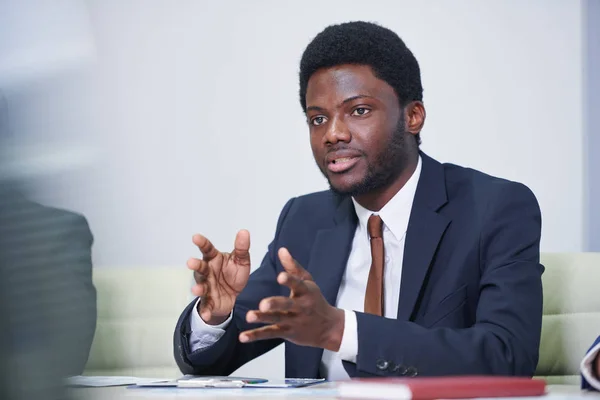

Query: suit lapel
<box><xmin>397</xmin><ymin>153</ymin><xmax>451</xmax><ymax>321</ymax></box>
<box><xmin>296</xmin><ymin>195</ymin><xmax>357</xmax><ymax>378</ymax></box>
<box><xmin>310</xmin><ymin>197</ymin><xmax>357</xmax><ymax>305</ymax></box>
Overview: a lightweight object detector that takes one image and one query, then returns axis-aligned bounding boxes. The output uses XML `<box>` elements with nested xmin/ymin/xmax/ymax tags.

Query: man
<box><xmin>173</xmin><ymin>21</ymin><xmax>543</xmax><ymax>379</ymax></box>
<box><xmin>0</xmin><ymin>90</ymin><xmax>97</xmax><ymax>380</ymax></box>
<box><xmin>582</xmin><ymin>336</ymin><xmax>600</xmax><ymax>391</ymax></box>
<box><xmin>0</xmin><ymin>196</ymin><xmax>97</xmax><ymax>378</ymax></box>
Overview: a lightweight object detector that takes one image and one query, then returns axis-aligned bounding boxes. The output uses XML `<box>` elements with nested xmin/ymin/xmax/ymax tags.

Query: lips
<box><xmin>325</xmin><ymin>150</ymin><xmax>362</xmax><ymax>173</ymax></box>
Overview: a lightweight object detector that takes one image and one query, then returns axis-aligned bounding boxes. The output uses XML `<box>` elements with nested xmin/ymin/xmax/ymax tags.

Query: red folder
<box><xmin>337</xmin><ymin>376</ymin><xmax>546</xmax><ymax>399</ymax></box>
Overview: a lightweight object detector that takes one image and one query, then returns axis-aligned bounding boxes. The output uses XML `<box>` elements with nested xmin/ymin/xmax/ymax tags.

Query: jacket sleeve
<box><xmin>347</xmin><ymin>183</ymin><xmax>544</xmax><ymax>377</ymax></box>
<box><xmin>581</xmin><ymin>336</ymin><xmax>600</xmax><ymax>391</ymax></box>
<box><xmin>174</xmin><ymin>198</ymin><xmax>295</xmax><ymax>375</ymax></box>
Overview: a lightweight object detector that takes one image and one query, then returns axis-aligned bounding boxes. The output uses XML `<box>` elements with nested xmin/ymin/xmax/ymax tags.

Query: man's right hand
<box><xmin>187</xmin><ymin>230</ymin><xmax>251</xmax><ymax>325</ymax></box>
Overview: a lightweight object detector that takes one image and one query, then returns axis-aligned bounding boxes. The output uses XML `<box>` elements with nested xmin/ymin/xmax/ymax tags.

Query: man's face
<box><xmin>305</xmin><ymin>64</ymin><xmax>412</xmax><ymax>197</ymax></box>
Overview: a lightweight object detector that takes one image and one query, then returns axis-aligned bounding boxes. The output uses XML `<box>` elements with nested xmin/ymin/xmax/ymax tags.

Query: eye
<box><xmin>311</xmin><ymin>116</ymin><xmax>327</xmax><ymax>126</ymax></box>
<box><xmin>351</xmin><ymin>107</ymin><xmax>371</xmax><ymax>116</ymax></box>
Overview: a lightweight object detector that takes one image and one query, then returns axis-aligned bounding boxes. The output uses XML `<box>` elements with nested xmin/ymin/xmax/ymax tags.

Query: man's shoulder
<box><xmin>5</xmin><ymin>200</ymin><xmax>92</xmax><ymax>243</ymax></box>
<box><xmin>276</xmin><ymin>189</ymin><xmax>344</xmax><ymax>227</ymax></box>
<box><xmin>25</xmin><ymin>201</ymin><xmax>90</xmax><ymax>231</ymax></box>
<box><xmin>440</xmin><ymin>159</ymin><xmax>539</xmax><ymax>207</ymax></box>
<box><xmin>0</xmin><ymin>200</ymin><xmax>93</xmax><ymax>269</ymax></box>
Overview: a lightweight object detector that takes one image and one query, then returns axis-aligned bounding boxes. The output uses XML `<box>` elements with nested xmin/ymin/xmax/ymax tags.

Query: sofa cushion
<box><xmin>84</xmin><ymin>267</ymin><xmax>193</xmax><ymax>378</ymax></box>
<box><xmin>536</xmin><ymin>253</ymin><xmax>600</xmax><ymax>382</ymax></box>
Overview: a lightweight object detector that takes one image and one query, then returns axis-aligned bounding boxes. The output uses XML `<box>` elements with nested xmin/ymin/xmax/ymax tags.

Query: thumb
<box><xmin>232</xmin><ymin>229</ymin><xmax>251</xmax><ymax>265</ymax></box>
<box><xmin>278</xmin><ymin>247</ymin><xmax>312</xmax><ymax>280</ymax></box>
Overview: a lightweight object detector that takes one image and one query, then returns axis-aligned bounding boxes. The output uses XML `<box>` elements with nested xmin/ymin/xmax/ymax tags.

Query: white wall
<box><xmin>10</xmin><ymin>0</ymin><xmax>584</xmax><ymax>379</ymax></box>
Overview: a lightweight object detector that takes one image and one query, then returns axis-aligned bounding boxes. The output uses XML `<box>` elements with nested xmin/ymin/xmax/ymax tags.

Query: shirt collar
<box><xmin>352</xmin><ymin>155</ymin><xmax>422</xmax><ymax>241</ymax></box>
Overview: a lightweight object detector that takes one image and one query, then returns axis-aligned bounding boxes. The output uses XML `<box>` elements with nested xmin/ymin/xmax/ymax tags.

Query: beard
<box><xmin>321</xmin><ymin>118</ymin><xmax>413</xmax><ymax>198</ymax></box>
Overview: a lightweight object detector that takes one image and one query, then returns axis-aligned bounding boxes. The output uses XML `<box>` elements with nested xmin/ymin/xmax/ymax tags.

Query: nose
<box><xmin>323</xmin><ymin>116</ymin><xmax>351</xmax><ymax>145</ymax></box>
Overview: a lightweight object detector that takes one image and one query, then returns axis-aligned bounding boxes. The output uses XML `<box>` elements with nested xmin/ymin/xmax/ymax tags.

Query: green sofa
<box><xmin>84</xmin><ymin>253</ymin><xmax>600</xmax><ymax>386</ymax></box>
<box><xmin>83</xmin><ymin>267</ymin><xmax>193</xmax><ymax>378</ymax></box>
<box><xmin>536</xmin><ymin>253</ymin><xmax>600</xmax><ymax>384</ymax></box>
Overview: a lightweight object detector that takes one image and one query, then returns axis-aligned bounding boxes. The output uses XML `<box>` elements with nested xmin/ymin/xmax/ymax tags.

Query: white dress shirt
<box><xmin>581</xmin><ymin>341</ymin><xmax>600</xmax><ymax>391</ymax></box>
<box><xmin>188</xmin><ymin>156</ymin><xmax>422</xmax><ymax>380</ymax></box>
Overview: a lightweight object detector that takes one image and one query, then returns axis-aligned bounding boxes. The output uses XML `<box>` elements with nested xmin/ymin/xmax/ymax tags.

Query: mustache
<box><xmin>325</xmin><ymin>145</ymin><xmax>366</xmax><ymax>156</ymax></box>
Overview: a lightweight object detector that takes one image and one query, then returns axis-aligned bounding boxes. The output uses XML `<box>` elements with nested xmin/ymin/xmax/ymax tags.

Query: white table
<box><xmin>68</xmin><ymin>384</ymin><xmax>600</xmax><ymax>400</ymax></box>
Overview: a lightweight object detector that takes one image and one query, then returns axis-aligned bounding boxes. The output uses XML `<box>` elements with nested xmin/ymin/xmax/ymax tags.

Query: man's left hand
<box><xmin>239</xmin><ymin>247</ymin><xmax>345</xmax><ymax>352</ymax></box>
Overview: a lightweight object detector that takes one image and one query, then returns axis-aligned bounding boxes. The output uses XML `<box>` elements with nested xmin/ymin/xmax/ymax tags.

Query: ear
<box><xmin>405</xmin><ymin>101</ymin><xmax>426</xmax><ymax>136</ymax></box>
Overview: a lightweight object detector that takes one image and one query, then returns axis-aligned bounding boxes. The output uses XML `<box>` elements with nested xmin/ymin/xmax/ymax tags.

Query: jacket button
<box><xmin>376</xmin><ymin>359</ymin><xmax>389</xmax><ymax>371</ymax></box>
<box><xmin>393</xmin><ymin>364</ymin><xmax>407</xmax><ymax>375</ymax></box>
<box><xmin>406</xmin><ymin>366</ymin><xmax>418</xmax><ymax>377</ymax></box>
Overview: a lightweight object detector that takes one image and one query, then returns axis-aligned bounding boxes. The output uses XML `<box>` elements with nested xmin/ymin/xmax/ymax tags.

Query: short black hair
<box><xmin>299</xmin><ymin>21</ymin><xmax>423</xmax><ymax>144</ymax></box>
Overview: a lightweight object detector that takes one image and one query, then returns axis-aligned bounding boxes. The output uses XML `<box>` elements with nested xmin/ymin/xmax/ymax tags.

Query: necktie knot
<box><xmin>367</xmin><ymin>214</ymin><xmax>383</xmax><ymax>239</ymax></box>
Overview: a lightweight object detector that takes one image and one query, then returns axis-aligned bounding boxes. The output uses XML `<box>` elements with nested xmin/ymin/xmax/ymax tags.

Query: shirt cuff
<box><xmin>188</xmin><ymin>298</ymin><xmax>232</xmax><ymax>352</ymax></box>
<box><xmin>581</xmin><ymin>341</ymin><xmax>600</xmax><ymax>391</ymax></box>
<box><xmin>337</xmin><ymin>309</ymin><xmax>358</xmax><ymax>363</ymax></box>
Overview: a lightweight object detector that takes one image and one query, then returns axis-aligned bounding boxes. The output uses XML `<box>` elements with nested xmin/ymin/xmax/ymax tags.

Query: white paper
<box><xmin>66</xmin><ymin>375</ymin><xmax>170</xmax><ymax>387</ymax></box>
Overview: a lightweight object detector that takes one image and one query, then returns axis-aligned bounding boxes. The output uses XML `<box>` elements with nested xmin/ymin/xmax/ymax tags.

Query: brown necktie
<box><xmin>364</xmin><ymin>214</ymin><xmax>385</xmax><ymax>316</ymax></box>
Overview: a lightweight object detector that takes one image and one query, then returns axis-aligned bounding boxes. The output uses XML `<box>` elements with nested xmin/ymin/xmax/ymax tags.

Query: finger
<box><xmin>188</xmin><ymin>258</ymin><xmax>210</xmax><ymax>296</ymax></box>
<box><xmin>232</xmin><ymin>229</ymin><xmax>251</xmax><ymax>265</ymax></box>
<box><xmin>277</xmin><ymin>271</ymin><xmax>309</xmax><ymax>295</ymax></box>
<box><xmin>258</xmin><ymin>296</ymin><xmax>295</xmax><ymax>313</ymax></box>
<box><xmin>246</xmin><ymin>310</ymin><xmax>291</xmax><ymax>324</ymax></box>
<box><xmin>191</xmin><ymin>279</ymin><xmax>209</xmax><ymax>297</ymax></box>
<box><xmin>188</xmin><ymin>258</ymin><xmax>211</xmax><ymax>284</ymax></box>
<box><xmin>192</xmin><ymin>234</ymin><xmax>219</xmax><ymax>260</ymax></box>
<box><xmin>192</xmin><ymin>269</ymin><xmax>208</xmax><ymax>283</ymax></box>
<box><xmin>186</xmin><ymin>257</ymin><xmax>209</xmax><ymax>272</ymax></box>
<box><xmin>239</xmin><ymin>324</ymin><xmax>290</xmax><ymax>343</ymax></box>
<box><xmin>278</xmin><ymin>247</ymin><xmax>312</xmax><ymax>280</ymax></box>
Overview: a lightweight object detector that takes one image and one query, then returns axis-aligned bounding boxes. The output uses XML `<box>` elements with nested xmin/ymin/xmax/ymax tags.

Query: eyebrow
<box><xmin>306</xmin><ymin>94</ymin><xmax>375</xmax><ymax>113</ymax></box>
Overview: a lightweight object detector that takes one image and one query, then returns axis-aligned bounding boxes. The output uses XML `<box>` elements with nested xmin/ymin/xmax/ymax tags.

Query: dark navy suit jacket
<box><xmin>174</xmin><ymin>152</ymin><xmax>544</xmax><ymax>378</ymax></box>
<box><xmin>0</xmin><ymin>190</ymin><xmax>96</xmax><ymax>378</ymax></box>
<box><xmin>582</xmin><ymin>336</ymin><xmax>600</xmax><ymax>390</ymax></box>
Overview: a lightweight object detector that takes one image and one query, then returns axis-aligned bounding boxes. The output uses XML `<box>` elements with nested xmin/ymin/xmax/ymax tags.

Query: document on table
<box><xmin>177</xmin><ymin>378</ymin><xmax>326</xmax><ymax>388</ymax></box>
<box><xmin>132</xmin><ymin>376</ymin><xmax>326</xmax><ymax>389</ymax></box>
<box><xmin>66</xmin><ymin>375</ymin><xmax>173</xmax><ymax>387</ymax></box>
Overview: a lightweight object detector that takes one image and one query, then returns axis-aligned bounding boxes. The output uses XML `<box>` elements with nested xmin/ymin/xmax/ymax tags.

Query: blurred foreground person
<box><xmin>0</xmin><ymin>91</ymin><xmax>96</xmax><ymax>398</ymax></box>
<box><xmin>0</xmin><ymin>2</ymin><xmax>98</xmax><ymax>398</ymax></box>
